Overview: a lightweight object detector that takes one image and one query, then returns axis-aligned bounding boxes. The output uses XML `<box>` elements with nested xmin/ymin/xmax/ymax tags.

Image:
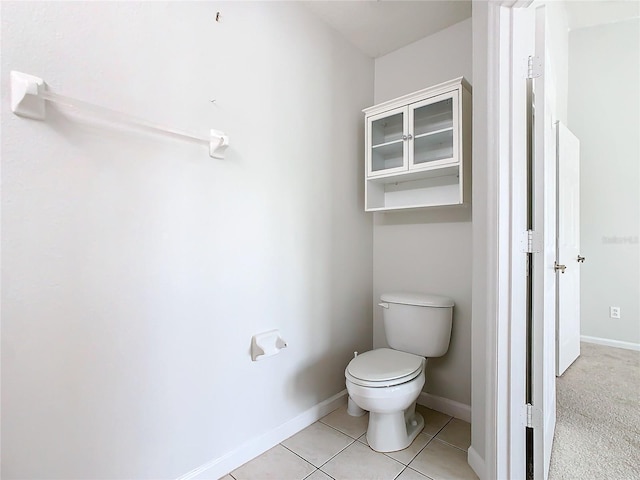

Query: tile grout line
<box><xmin>316</xmin><ymin>420</ymin><xmax>419</xmax><ymax>473</ymax></box>
<box><xmin>278</xmin><ymin>435</ymin><xmax>358</xmax><ymax>478</ymax></box>
<box><xmin>303</xmin><ymin>418</ymin><xmax>407</xmax><ymax>476</ymax></box>
<box><xmin>285</xmin><ymin>414</ymin><xmax>365</xmax><ymax>475</ymax></box>
<box><xmin>300</xmin><ymin>467</ymin><xmax>330</xmax><ymax>480</ymax></box>
<box><xmin>300</xmin><ymin>469</ymin><xmax>318</xmax><ymax>480</ymax></box>
<box><xmin>318</xmin><ymin>439</ymin><xmax>406</xmax><ymax>480</ymax></box>
<box><xmin>279</xmin><ymin>442</ymin><xmax>324</xmax><ymax>471</ymax></box>
<box><xmin>315</xmin><ymin>436</ymin><xmax>356</xmax><ymax>470</ymax></box>
<box><xmin>431</xmin><ymin>416</ymin><xmax>472</xmax><ymax>453</ymax></box>
<box><xmin>430</xmin><ymin>415</ymin><xmax>454</xmax><ymax>439</ymax></box>
<box><xmin>407</xmin><ymin>465</ymin><xmax>437</xmax><ymax>480</ymax></box>
<box><xmin>318</xmin><ymin>417</ymin><xmax>411</xmax><ymax>469</ymax></box>
<box><xmin>318</xmin><ymin>418</ymin><xmax>367</xmax><ymax>442</ymax></box>
<box><xmin>383</xmin><ymin>433</ymin><xmax>435</xmax><ymax>466</ymax></box>
<box><xmin>384</xmin><ymin>414</ymin><xmax>455</xmax><ymax>475</ymax></box>
<box><xmin>392</xmin><ymin>465</ymin><xmax>408</xmax><ymax>480</ymax></box>
<box><xmin>317</xmin><ymin>468</ymin><xmax>338</xmax><ymax>480</ymax></box>
<box><xmin>430</xmin><ymin>436</ymin><xmax>470</xmax><ymax>453</ymax></box>
<box><xmin>387</xmin><ymin>411</ymin><xmax>454</xmax><ymax>468</ymax></box>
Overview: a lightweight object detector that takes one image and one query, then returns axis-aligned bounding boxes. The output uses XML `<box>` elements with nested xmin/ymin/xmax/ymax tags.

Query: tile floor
<box><xmin>219</xmin><ymin>404</ymin><xmax>479</xmax><ymax>480</ymax></box>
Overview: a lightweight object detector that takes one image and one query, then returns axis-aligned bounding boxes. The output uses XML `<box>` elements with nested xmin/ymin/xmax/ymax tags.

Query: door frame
<box><xmin>470</xmin><ymin>1</ymin><xmax>536</xmax><ymax>479</ymax></box>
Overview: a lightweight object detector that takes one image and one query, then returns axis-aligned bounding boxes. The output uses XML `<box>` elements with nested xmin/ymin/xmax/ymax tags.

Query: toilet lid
<box><xmin>346</xmin><ymin>348</ymin><xmax>423</xmax><ymax>383</ymax></box>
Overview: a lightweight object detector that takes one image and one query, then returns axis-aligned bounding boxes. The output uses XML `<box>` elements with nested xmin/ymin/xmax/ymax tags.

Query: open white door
<box><xmin>556</xmin><ymin>122</ymin><xmax>581</xmax><ymax>376</ymax></box>
<box><xmin>528</xmin><ymin>6</ymin><xmax>557</xmax><ymax>479</ymax></box>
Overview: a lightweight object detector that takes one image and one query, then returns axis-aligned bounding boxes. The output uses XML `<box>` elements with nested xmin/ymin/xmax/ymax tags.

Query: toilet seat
<box><xmin>346</xmin><ymin>348</ymin><xmax>424</xmax><ymax>388</ymax></box>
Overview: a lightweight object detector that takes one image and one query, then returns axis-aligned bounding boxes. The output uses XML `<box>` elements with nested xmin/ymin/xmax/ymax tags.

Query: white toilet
<box><xmin>345</xmin><ymin>292</ymin><xmax>454</xmax><ymax>453</ymax></box>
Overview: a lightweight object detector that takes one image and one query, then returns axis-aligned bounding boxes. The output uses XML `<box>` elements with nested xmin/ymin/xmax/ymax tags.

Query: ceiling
<box><xmin>302</xmin><ymin>1</ymin><xmax>472</xmax><ymax>58</ymax></box>
<box><xmin>302</xmin><ymin>1</ymin><xmax>639</xmax><ymax>59</ymax></box>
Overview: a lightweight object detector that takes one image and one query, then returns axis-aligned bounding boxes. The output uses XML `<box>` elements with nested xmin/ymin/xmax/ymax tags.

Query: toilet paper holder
<box><xmin>251</xmin><ymin>329</ymin><xmax>287</xmax><ymax>361</ymax></box>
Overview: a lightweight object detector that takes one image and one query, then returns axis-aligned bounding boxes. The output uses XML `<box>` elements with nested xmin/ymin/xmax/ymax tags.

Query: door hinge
<box><xmin>527</xmin><ymin>56</ymin><xmax>543</xmax><ymax>79</ymax></box>
<box><xmin>525</xmin><ymin>403</ymin><xmax>542</xmax><ymax>429</ymax></box>
<box><xmin>522</xmin><ymin>230</ymin><xmax>541</xmax><ymax>253</ymax></box>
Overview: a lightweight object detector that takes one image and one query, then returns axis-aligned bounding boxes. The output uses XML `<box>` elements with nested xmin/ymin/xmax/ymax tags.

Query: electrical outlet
<box><xmin>610</xmin><ymin>306</ymin><xmax>621</xmax><ymax>319</ymax></box>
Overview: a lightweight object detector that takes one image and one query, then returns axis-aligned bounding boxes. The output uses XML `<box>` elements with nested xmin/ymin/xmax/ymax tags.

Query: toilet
<box><xmin>345</xmin><ymin>292</ymin><xmax>454</xmax><ymax>453</ymax></box>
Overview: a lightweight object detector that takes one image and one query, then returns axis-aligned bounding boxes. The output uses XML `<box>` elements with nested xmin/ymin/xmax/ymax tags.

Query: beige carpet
<box><xmin>549</xmin><ymin>342</ymin><xmax>640</xmax><ymax>480</ymax></box>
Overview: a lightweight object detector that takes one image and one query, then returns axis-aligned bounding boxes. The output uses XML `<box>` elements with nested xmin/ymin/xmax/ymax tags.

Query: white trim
<box><xmin>177</xmin><ymin>390</ymin><xmax>348</xmax><ymax>480</ymax></box>
<box><xmin>474</xmin><ymin>1</ymin><xmax>534</xmax><ymax>479</ymax></box>
<box><xmin>363</xmin><ymin>76</ymin><xmax>470</xmax><ymax>115</ymax></box>
<box><xmin>417</xmin><ymin>392</ymin><xmax>471</xmax><ymax>423</ymax></box>
<box><xmin>581</xmin><ymin>335</ymin><xmax>640</xmax><ymax>352</ymax></box>
<box><xmin>467</xmin><ymin>446</ymin><xmax>486</xmax><ymax>480</ymax></box>
<box><xmin>482</xmin><ymin>4</ymin><xmax>518</xmax><ymax>480</ymax></box>
<box><xmin>494</xmin><ymin>6</ymin><xmax>515</xmax><ymax>480</ymax></box>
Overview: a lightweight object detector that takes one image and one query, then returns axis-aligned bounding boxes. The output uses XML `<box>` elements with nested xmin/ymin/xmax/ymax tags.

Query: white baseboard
<box><xmin>417</xmin><ymin>392</ymin><xmax>471</xmax><ymax>423</ymax></box>
<box><xmin>581</xmin><ymin>335</ymin><xmax>640</xmax><ymax>352</ymax></box>
<box><xmin>177</xmin><ymin>390</ymin><xmax>347</xmax><ymax>480</ymax></box>
<box><xmin>467</xmin><ymin>446</ymin><xmax>485</xmax><ymax>480</ymax></box>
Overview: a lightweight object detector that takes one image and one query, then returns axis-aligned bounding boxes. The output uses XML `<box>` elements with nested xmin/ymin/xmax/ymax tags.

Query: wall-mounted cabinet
<box><xmin>364</xmin><ymin>77</ymin><xmax>471</xmax><ymax>211</ymax></box>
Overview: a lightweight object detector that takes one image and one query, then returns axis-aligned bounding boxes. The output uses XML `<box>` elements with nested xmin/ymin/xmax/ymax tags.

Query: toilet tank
<box><xmin>380</xmin><ymin>292</ymin><xmax>454</xmax><ymax>358</ymax></box>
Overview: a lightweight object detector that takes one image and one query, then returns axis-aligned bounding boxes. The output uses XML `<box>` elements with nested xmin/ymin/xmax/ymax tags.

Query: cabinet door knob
<box><xmin>402</xmin><ymin>135</ymin><xmax>408</xmax><ymax>141</ymax></box>
<box><xmin>577</xmin><ymin>255</ymin><xmax>585</xmax><ymax>263</ymax></box>
<box><xmin>407</xmin><ymin>134</ymin><xmax>413</xmax><ymax>140</ymax></box>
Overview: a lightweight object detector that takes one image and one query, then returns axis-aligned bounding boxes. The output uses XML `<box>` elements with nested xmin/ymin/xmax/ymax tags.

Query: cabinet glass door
<box><xmin>368</xmin><ymin>107</ymin><xmax>408</xmax><ymax>176</ymax></box>
<box><xmin>410</xmin><ymin>92</ymin><xmax>458</xmax><ymax>168</ymax></box>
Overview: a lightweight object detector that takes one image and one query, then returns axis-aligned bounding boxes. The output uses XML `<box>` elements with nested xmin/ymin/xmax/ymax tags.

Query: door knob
<box><xmin>577</xmin><ymin>255</ymin><xmax>585</xmax><ymax>263</ymax></box>
<box><xmin>554</xmin><ymin>262</ymin><xmax>567</xmax><ymax>274</ymax></box>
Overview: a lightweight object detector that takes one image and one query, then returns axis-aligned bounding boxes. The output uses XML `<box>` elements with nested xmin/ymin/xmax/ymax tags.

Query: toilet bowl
<box><xmin>344</xmin><ymin>292</ymin><xmax>454</xmax><ymax>453</ymax></box>
<box><xmin>345</xmin><ymin>349</ymin><xmax>426</xmax><ymax>452</ymax></box>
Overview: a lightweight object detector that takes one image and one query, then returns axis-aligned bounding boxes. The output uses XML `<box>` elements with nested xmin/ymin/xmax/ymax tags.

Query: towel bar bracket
<box><xmin>11</xmin><ymin>71</ymin><xmax>46</xmax><ymax>120</ymax></box>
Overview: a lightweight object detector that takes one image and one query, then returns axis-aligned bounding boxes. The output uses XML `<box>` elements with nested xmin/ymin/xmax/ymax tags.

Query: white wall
<box><xmin>0</xmin><ymin>2</ymin><xmax>374</xmax><ymax>478</ymax></box>
<box><xmin>372</xmin><ymin>19</ymin><xmax>472</xmax><ymax>407</ymax></box>
<box><xmin>568</xmin><ymin>18</ymin><xmax>640</xmax><ymax>346</ymax></box>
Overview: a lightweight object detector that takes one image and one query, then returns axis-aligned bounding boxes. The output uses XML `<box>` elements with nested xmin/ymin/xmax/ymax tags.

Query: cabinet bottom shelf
<box><xmin>366</xmin><ymin>169</ymin><xmax>462</xmax><ymax>211</ymax></box>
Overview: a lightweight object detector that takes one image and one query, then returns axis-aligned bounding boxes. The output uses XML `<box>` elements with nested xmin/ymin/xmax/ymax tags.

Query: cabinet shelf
<box><xmin>369</xmin><ymin>164</ymin><xmax>459</xmax><ymax>184</ymax></box>
<box><xmin>372</xmin><ymin>138</ymin><xmax>404</xmax><ymax>150</ymax></box>
<box><xmin>363</xmin><ymin>77</ymin><xmax>471</xmax><ymax>211</ymax></box>
<box><xmin>372</xmin><ymin>126</ymin><xmax>453</xmax><ymax>147</ymax></box>
<box><xmin>414</xmin><ymin>112</ymin><xmax>453</xmax><ymax>137</ymax></box>
<box><xmin>413</xmin><ymin>126</ymin><xmax>453</xmax><ymax>140</ymax></box>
